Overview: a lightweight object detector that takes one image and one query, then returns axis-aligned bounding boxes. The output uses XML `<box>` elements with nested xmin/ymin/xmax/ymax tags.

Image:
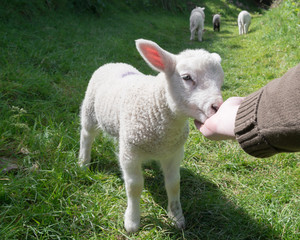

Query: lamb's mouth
<box><xmin>194</xmin><ymin>119</ymin><xmax>203</xmax><ymax>130</ymax></box>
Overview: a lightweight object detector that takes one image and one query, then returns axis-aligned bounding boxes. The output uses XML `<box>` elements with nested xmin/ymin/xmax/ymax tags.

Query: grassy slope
<box><xmin>0</xmin><ymin>0</ymin><xmax>299</xmax><ymax>239</ymax></box>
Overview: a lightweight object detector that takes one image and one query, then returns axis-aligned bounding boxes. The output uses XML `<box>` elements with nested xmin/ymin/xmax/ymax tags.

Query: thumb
<box><xmin>199</xmin><ymin>119</ymin><xmax>218</xmax><ymax>139</ymax></box>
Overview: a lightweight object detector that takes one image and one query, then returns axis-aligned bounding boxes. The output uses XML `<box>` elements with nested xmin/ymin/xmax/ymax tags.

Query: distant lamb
<box><xmin>238</xmin><ymin>10</ymin><xmax>251</xmax><ymax>35</ymax></box>
<box><xmin>190</xmin><ymin>6</ymin><xmax>206</xmax><ymax>41</ymax></box>
<box><xmin>79</xmin><ymin>39</ymin><xmax>224</xmax><ymax>233</ymax></box>
<box><xmin>213</xmin><ymin>14</ymin><xmax>221</xmax><ymax>32</ymax></box>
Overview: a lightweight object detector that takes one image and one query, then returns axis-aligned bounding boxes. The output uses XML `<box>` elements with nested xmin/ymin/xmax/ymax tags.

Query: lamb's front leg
<box><xmin>120</xmin><ymin>151</ymin><xmax>144</xmax><ymax>233</ymax></box>
<box><xmin>160</xmin><ymin>148</ymin><xmax>185</xmax><ymax>229</ymax></box>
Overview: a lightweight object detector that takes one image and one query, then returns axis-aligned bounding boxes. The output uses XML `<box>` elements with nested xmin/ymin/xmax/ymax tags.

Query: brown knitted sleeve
<box><xmin>234</xmin><ymin>63</ymin><xmax>300</xmax><ymax>158</ymax></box>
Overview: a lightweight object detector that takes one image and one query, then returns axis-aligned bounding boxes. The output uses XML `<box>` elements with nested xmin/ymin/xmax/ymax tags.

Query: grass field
<box><xmin>0</xmin><ymin>0</ymin><xmax>299</xmax><ymax>239</ymax></box>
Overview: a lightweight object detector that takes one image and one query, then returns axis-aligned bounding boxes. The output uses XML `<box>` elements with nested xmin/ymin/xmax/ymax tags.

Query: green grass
<box><xmin>1</xmin><ymin>0</ymin><xmax>299</xmax><ymax>239</ymax></box>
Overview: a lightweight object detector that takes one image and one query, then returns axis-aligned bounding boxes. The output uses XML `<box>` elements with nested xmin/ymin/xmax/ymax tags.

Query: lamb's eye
<box><xmin>182</xmin><ymin>74</ymin><xmax>193</xmax><ymax>81</ymax></box>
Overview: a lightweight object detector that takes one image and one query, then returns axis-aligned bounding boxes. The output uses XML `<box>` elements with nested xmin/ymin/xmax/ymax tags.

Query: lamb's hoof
<box><xmin>168</xmin><ymin>211</ymin><xmax>185</xmax><ymax>229</ymax></box>
<box><xmin>78</xmin><ymin>162</ymin><xmax>89</xmax><ymax>170</ymax></box>
<box><xmin>124</xmin><ymin>211</ymin><xmax>140</xmax><ymax>233</ymax></box>
<box><xmin>78</xmin><ymin>157</ymin><xmax>89</xmax><ymax>167</ymax></box>
<box><xmin>168</xmin><ymin>200</ymin><xmax>185</xmax><ymax>229</ymax></box>
<box><xmin>124</xmin><ymin>219</ymin><xmax>140</xmax><ymax>233</ymax></box>
<box><xmin>174</xmin><ymin>215</ymin><xmax>185</xmax><ymax>230</ymax></box>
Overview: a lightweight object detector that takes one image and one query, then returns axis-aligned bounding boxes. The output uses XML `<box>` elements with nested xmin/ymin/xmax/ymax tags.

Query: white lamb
<box><xmin>190</xmin><ymin>7</ymin><xmax>205</xmax><ymax>41</ymax></box>
<box><xmin>238</xmin><ymin>10</ymin><xmax>251</xmax><ymax>35</ymax></box>
<box><xmin>79</xmin><ymin>39</ymin><xmax>224</xmax><ymax>233</ymax></box>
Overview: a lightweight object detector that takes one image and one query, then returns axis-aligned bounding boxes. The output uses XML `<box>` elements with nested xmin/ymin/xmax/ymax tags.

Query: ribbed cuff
<box><xmin>234</xmin><ymin>89</ymin><xmax>275</xmax><ymax>158</ymax></box>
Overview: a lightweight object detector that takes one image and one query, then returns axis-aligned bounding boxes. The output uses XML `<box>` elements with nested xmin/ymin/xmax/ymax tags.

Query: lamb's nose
<box><xmin>211</xmin><ymin>100</ymin><xmax>223</xmax><ymax>113</ymax></box>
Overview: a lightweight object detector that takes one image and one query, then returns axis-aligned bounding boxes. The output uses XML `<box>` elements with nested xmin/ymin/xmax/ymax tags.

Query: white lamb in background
<box><xmin>238</xmin><ymin>10</ymin><xmax>251</xmax><ymax>35</ymax></box>
<box><xmin>79</xmin><ymin>39</ymin><xmax>224</xmax><ymax>233</ymax></box>
<box><xmin>190</xmin><ymin>6</ymin><xmax>205</xmax><ymax>41</ymax></box>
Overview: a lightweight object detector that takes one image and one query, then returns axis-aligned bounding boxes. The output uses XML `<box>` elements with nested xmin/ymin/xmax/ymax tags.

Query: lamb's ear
<box><xmin>135</xmin><ymin>39</ymin><xmax>175</xmax><ymax>74</ymax></box>
<box><xmin>202</xmin><ymin>7</ymin><xmax>205</xmax><ymax>11</ymax></box>
<box><xmin>211</xmin><ymin>53</ymin><xmax>222</xmax><ymax>63</ymax></box>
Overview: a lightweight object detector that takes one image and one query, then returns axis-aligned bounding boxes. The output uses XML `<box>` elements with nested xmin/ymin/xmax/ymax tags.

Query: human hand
<box><xmin>197</xmin><ymin>97</ymin><xmax>245</xmax><ymax>140</ymax></box>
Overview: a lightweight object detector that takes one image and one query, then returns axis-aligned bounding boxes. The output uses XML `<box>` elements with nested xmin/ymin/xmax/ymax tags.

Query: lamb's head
<box><xmin>174</xmin><ymin>49</ymin><xmax>224</xmax><ymax>127</ymax></box>
<box><xmin>192</xmin><ymin>7</ymin><xmax>205</xmax><ymax>19</ymax></box>
<box><xmin>135</xmin><ymin>39</ymin><xmax>224</xmax><ymax>128</ymax></box>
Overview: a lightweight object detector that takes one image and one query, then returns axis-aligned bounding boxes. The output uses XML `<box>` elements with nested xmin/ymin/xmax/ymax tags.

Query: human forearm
<box><xmin>235</xmin><ymin>64</ymin><xmax>300</xmax><ymax>158</ymax></box>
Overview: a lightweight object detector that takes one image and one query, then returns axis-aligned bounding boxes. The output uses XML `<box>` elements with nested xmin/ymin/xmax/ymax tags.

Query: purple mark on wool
<box><xmin>121</xmin><ymin>71</ymin><xmax>139</xmax><ymax>78</ymax></box>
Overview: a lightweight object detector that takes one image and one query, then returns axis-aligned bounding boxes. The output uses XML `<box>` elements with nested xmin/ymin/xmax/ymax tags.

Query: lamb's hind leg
<box><xmin>79</xmin><ymin>98</ymin><xmax>99</xmax><ymax>168</ymax></box>
<box><xmin>244</xmin><ymin>22</ymin><xmax>250</xmax><ymax>34</ymax></box>
<box><xmin>190</xmin><ymin>26</ymin><xmax>196</xmax><ymax>40</ymax></box>
<box><xmin>197</xmin><ymin>28</ymin><xmax>203</xmax><ymax>42</ymax></box>
<box><xmin>160</xmin><ymin>147</ymin><xmax>185</xmax><ymax>229</ymax></box>
<box><xmin>120</xmin><ymin>148</ymin><xmax>144</xmax><ymax>233</ymax></box>
<box><xmin>239</xmin><ymin>23</ymin><xmax>243</xmax><ymax>35</ymax></box>
<box><xmin>79</xmin><ymin>125</ymin><xmax>98</xmax><ymax>167</ymax></box>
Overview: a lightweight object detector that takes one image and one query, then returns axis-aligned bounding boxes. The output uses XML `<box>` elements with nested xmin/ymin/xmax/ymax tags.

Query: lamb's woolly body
<box><xmin>79</xmin><ymin>39</ymin><xmax>224</xmax><ymax>233</ymax></box>
<box><xmin>238</xmin><ymin>10</ymin><xmax>251</xmax><ymax>35</ymax></box>
<box><xmin>83</xmin><ymin>63</ymin><xmax>189</xmax><ymax>158</ymax></box>
<box><xmin>190</xmin><ymin>7</ymin><xmax>205</xmax><ymax>41</ymax></box>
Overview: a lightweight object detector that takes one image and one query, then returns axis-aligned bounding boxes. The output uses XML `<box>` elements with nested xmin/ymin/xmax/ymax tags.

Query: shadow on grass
<box><xmin>89</xmin><ymin>150</ymin><xmax>280</xmax><ymax>239</ymax></box>
<box><xmin>88</xmin><ymin>136</ymin><xmax>121</xmax><ymax>176</ymax></box>
<box><xmin>90</xmin><ymin>156</ymin><xmax>121</xmax><ymax>177</ymax></box>
<box><xmin>143</xmin><ymin>163</ymin><xmax>280</xmax><ymax>239</ymax></box>
<box><xmin>211</xmin><ymin>29</ymin><xmax>232</xmax><ymax>34</ymax></box>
